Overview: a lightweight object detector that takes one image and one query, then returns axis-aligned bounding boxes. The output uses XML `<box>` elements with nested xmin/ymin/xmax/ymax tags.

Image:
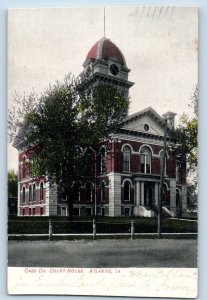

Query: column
<box><xmin>146</xmin><ymin>187</ymin><xmax>149</xmax><ymax>206</ymax></box>
<box><xmin>154</xmin><ymin>183</ymin><xmax>159</xmax><ymax>206</ymax></box>
<box><xmin>136</xmin><ymin>181</ymin><xmax>140</xmax><ymax>206</ymax></box>
<box><xmin>141</xmin><ymin>182</ymin><xmax>144</xmax><ymax>206</ymax></box>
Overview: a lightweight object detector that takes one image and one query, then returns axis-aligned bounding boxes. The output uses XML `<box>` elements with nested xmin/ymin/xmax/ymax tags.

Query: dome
<box><xmin>86</xmin><ymin>37</ymin><xmax>126</xmax><ymax>66</ymax></box>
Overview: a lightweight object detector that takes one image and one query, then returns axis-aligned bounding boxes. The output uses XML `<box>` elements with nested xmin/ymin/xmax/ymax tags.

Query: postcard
<box><xmin>7</xmin><ymin>6</ymin><xmax>198</xmax><ymax>298</ymax></box>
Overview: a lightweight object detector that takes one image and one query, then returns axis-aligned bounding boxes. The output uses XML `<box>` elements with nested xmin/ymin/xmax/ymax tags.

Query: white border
<box><xmin>1</xmin><ymin>1</ymin><xmax>207</xmax><ymax>300</ymax></box>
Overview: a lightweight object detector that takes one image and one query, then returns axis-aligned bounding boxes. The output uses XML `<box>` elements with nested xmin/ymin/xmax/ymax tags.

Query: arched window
<box><xmin>160</xmin><ymin>150</ymin><xmax>167</xmax><ymax>175</ymax></box>
<box><xmin>123</xmin><ymin>146</ymin><xmax>131</xmax><ymax>172</ymax></box>
<box><xmin>140</xmin><ymin>146</ymin><xmax>152</xmax><ymax>174</ymax></box>
<box><xmin>124</xmin><ymin>181</ymin><xmax>131</xmax><ymax>201</ymax></box>
<box><xmin>32</xmin><ymin>184</ymin><xmax>36</xmax><ymax>203</ymax></box>
<box><xmin>29</xmin><ymin>185</ymin><xmax>32</xmax><ymax>203</ymax></box>
<box><xmin>86</xmin><ymin>182</ymin><xmax>93</xmax><ymax>202</ymax></box>
<box><xmin>40</xmin><ymin>182</ymin><xmax>44</xmax><ymax>203</ymax></box>
<box><xmin>100</xmin><ymin>147</ymin><xmax>106</xmax><ymax>174</ymax></box>
<box><xmin>22</xmin><ymin>186</ymin><xmax>26</xmax><ymax>204</ymax></box>
<box><xmin>100</xmin><ymin>181</ymin><xmax>105</xmax><ymax>202</ymax></box>
<box><xmin>73</xmin><ymin>181</ymin><xmax>81</xmax><ymax>202</ymax></box>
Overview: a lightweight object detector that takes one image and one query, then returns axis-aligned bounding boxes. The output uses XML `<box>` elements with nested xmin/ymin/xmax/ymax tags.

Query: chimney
<box><xmin>162</xmin><ymin>111</ymin><xmax>177</xmax><ymax>128</ymax></box>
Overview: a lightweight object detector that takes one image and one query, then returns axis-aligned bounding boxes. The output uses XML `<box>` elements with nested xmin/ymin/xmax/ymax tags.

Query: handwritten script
<box><xmin>8</xmin><ymin>267</ymin><xmax>197</xmax><ymax>298</ymax></box>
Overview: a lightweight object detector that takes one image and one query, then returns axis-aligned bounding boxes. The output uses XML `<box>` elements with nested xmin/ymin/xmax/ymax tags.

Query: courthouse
<box><xmin>14</xmin><ymin>37</ymin><xmax>187</xmax><ymax>217</ymax></box>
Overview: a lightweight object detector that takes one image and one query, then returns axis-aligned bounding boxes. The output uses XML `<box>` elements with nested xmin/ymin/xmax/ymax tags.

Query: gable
<box><xmin>121</xmin><ymin>114</ymin><xmax>165</xmax><ymax>136</ymax></box>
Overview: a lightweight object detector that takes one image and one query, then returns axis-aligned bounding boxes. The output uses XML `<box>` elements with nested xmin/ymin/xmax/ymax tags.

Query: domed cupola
<box><xmin>80</xmin><ymin>37</ymin><xmax>134</xmax><ymax>108</ymax></box>
<box><xmin>85</xmin><ymin>37</ymin><xmax>126</xmax><ymax>67</ymax></box>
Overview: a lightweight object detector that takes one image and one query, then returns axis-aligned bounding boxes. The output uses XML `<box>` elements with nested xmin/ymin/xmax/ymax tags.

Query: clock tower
<box><xmin>79</xmin><ymin>37</ymin><xmax>134</xmax><ymax>114</ymax></box>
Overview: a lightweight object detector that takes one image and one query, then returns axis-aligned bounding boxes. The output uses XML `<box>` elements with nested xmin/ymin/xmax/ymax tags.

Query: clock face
<box><xmin>110</xmin><ymin>64</ymin><xmax>119</xmax><ymax>75</ymax></box>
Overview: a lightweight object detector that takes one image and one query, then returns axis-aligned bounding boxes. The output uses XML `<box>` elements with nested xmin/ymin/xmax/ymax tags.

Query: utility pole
<box><xmin>94</xmin><ymin>152</ymin><xmax>97</xmax><ymax>217</ymax></box>
<box><xmin>157</xmin><ymin>119</ymin><xmax>168</xmax><ymax>238</ymax></box>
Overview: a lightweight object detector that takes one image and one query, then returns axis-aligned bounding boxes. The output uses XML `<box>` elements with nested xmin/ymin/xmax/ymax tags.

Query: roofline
<box><xmin>122</xmin><ymin>106</ymin><xmax>165</xmax><ymax>123</ymax></box>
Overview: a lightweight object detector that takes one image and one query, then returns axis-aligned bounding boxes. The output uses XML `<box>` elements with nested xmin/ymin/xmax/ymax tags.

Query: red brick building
<box><xmin>14</xmin><ymin>37</ymin><xmax>187</xmax><ymax>217</ymax></box>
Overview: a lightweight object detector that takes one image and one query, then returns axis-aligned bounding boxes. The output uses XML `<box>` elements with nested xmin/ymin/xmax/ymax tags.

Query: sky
<box><xmin>8</xmin><ymin>6</ymin><xmax>198</xmax><ymax>171</ymax></box>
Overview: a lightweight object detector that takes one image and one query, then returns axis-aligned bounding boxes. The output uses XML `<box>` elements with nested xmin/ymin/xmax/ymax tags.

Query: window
<box><xmin>123</xmin><ymin>146</ymin><xmax>131</xmax><ymax>172</ymax></box>
<box><xmin>100</xmin><ymin>181</ymin><xmax>105</xmax><ymax>202</ymax></box>
<box><xmin>144</xmin><ymin>124</ymin><xmax>149</xmax><ymax>132</ymax></box>
<box><xmin>100</xmin><ymin>147</ymin><xmax>106</xmax><ymax>174</ymax></box>
<box><xmin>160</xmin><ymin>150</ymin><xmax>167</xmax><ymax>175</ymax></box>
<box><xmin>29</xmin><ymin>186</ymin><xmax>32</xmax><ymax>203</ymax></box>
<box><xmin>86</xmin><ymin>182</ymin><xmax>93</xmax><ymax>202</ymax></box>
<box><xmin>33</xmin><ymin>208</ymin><xmax>35</xmax><ymax>215</ymax></box>
<box><xmin>40</xmin><ymin>182</ymin><xmax>44</xmax><ymax>203</ymax></box>
<box><xmin>124</xmin><ymin>181</ymin><xmax>131</xmax><ymax>201</ymax></box>
<box><xmin>140</xmin><ymin>146</ymin><xmax>152</xmax><ymax>174</ymax></box>
<box><xmin>22</xmin><ymin>187</ymin><xmax>26</xmax><ymax>204</ymax></box>
<box><xmin>32</xmin><ymin>184</ymin><xmax>36</xmax><ymax>202</ymax></box>
<box><xmin>29</xmin><ymin>208</ymin><xmax>31</xmax><ymax>216</ymax></box>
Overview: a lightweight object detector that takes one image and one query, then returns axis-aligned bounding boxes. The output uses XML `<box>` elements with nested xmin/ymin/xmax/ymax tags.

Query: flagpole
<box><xmin>104</xmin><ymin>7</ymin><xmax>105</xmax><ymax>37</ymax></box>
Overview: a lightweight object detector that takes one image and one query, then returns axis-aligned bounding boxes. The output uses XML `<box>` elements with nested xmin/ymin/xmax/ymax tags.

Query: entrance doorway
<box><xmin>144</xmin><ymin>182</ymin><xmax>154</xmax><ymax>208</ymax></box>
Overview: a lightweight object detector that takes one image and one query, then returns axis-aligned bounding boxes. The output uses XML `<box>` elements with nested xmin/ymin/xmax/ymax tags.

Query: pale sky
<box><xmin>8</xmin><ymin>6</ymin><xmax>198</xmax><ymax>171</ymax></box>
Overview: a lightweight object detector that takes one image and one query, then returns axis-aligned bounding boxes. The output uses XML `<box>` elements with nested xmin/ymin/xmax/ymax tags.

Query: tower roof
<box><xmin>86</xmin><ymin>37</ymin><xmax>126</xmax><ymax>66</ymax></box>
